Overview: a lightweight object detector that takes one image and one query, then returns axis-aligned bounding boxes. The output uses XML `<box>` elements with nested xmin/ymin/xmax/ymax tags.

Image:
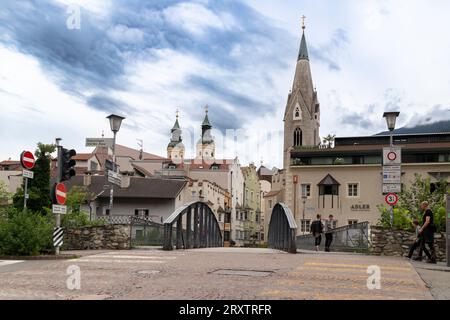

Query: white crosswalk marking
<box><xmin>0</xmin><ymin>260</ymin><xmax>24</xmax><ymax>267</ymax></box>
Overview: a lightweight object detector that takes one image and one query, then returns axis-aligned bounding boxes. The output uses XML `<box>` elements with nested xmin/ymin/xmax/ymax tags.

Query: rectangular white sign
<box><xmin>108</xmin><ymin>170</ymin><xmax>122</xmax><ymax>186</ymax></box>
<box><xmin>383</xmin><ymin>147</ymin><xmax>402</xmax><ymax>165</ymax></box>
<box><xmin>22</xmin><ymin>170</ymin><xmax>34</xmax><ymax>179</ymax></box>
<box><xmin>383</xmin><ymin>184</ymin><xmax>401</xmax><ymax>193</ymax></box>
<box><xmin>85</xmin><ymin>138</ymin><xmax>114</xmax><ymax>148</ymax></box>
<box><xmin>382</xmin><ymin>165</ymin><xmax>401</xmax><ymax>184</ymax></box>
<box><xmin>52</xmin><ymin>205</ymin><xmax>67</xmax><ymax>215</ymax></box>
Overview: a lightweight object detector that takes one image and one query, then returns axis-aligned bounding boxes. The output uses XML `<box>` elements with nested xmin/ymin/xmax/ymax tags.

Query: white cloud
<box><xmin>163</xmin><ymin>2</ymin><xmax>232</xmax><ymax>36</ymax></box>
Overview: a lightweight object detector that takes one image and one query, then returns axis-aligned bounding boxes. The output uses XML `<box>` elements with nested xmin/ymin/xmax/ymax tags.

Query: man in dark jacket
<box><xmin>415</xmin><ymin>201</ymin><xmax>437</xmax><ymax>264</ymax></box>
<box><xmin>310</xmin><ymin>214</ymin><xmax>324</xmax><ymax>252</ymax></box>
<box><xmin>324</xmin><ymin>215</ymin><xmax>334</xmax><ymax>252</ymax></box>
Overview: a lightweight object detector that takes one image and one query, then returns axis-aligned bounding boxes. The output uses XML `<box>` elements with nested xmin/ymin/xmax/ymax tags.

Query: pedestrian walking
<box><xmin>324</xmin><ymin>214</ymin><xmax>334</xmax><ymax>252</ymax></box>
<box><xmin>415</xmin><ymin>201</ymin><xmax>437</xmax><ymax>264</ymax></box>
<box><xmin>407</xmin><ymin>219</ymin><xmax>429</xmax><ymax>259</ymax></box>
<box><xmin>310</xmin><ymin>214</ymin><xmax>324</xmax><ymax>252</ymax></box>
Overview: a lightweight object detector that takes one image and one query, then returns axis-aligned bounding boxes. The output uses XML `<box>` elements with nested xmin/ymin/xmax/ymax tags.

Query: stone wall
<box><xmin>370</xmin><ymin>226</ymin><xmax>447</xmax><ymax>262</ymax></box>
<box><xmin>63</xmin><ymin>225</ymin><xmax>131</xmax><ymax>250</ymax></box>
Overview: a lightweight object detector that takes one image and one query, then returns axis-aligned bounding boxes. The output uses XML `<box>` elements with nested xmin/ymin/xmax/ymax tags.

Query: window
<box><xmin>301</xmin><ymin>220</ymin><xmax>311</xmax><ymax>233</ymax></box>
<box><xmin>269</xmin><ymin>200</ymin><xmax>273</xmax><ymax>208</ymax></box>
<box><xmin>293</xmin><ymin>103</ymin><xmax>302</xmax><ymax>120</ymax></box>
<box><xmin>224</xmin><ymin>231</ymin><xmax>230</xmax><ymax>242</ymax></box>
<box><xmin>236</xmin><ymin>212</ymin><xmax>239</xmax><ymax>220</ymax></box>
<box><xmin>219</xmin><ymin>213</ymin><xmax>222</xmax><ymax>222</ymax></box>
<box><xmin>301</xmin><ymin>184</ymin><xmax>311</xmax><ymax>197</ymax></box>
<box><xmin>135</xmin><ymin>209</ymin><xmax>149</xmax><ymax>217</ymax></box>
<box><xmin>294</xmin><ymin>128</ymin><xmax>303</xmax><ymax>147</ymax></box>
<box><xmin>90</xmin><ymin>161</ymin><xmax>98</xmax><ymax>171</ymax></box>
<box><xmin>256</xmin><ymin>214</ymin><xmax>259</xmax><ymax>223</ymax></box>
<box><xmin>240</xmin><ymin>212</ymin><xmax>243</xmax><ymax>220</ymax></box>
<box><xmin>348</xmin><ymin>220</ymin><xmax>358</xmax><ymax>226</ymax></box>
<box><xmin>251</xmin><ymin>191</ymin><xmax>254</xmax><ymax>202</ymax></box>
<box><xmin>105</xmin><ymin>209</ymin><xmax>110</xmax><ymax>216</ymax></box>
<box><xmin>348</xmin><ymin>183</ymin><xmax>359</xmax><ymax>197</ymax></box>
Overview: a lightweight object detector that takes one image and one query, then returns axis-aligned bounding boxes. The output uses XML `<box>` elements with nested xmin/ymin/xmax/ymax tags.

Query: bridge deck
<box><xmin>0</xmin><ymin>248</ymin><xmax>432</xmax><ymax>300</ymax></box>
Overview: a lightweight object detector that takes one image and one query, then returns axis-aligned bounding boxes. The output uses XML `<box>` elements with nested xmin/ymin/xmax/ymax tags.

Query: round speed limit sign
<box><xmin>385</xmin><ymin>193</ymin><xmax>399</xmax><ymax>206</ymax></box>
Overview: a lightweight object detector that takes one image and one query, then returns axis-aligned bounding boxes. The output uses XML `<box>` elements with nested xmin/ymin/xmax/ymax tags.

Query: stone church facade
<box><xmin>283</xmin><ymin>24</ymin><xmax>321</xmax><ymax>229</ymax></box>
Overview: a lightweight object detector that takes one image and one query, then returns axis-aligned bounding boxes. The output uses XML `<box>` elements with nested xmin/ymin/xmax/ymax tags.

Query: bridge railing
<box><xmin>296</xmin><ymin>221</ymin><xmax>370</xmax><ymax>253</ymax></box>
<box><xmin>163</xmin><ymin>201</ymin><xmax>223</xmax><ymax>251</ymax></box>
<box><xmin>268</xmin><ymin>203</ymin><xmax>298</xmax><ymax>253</ymax></box>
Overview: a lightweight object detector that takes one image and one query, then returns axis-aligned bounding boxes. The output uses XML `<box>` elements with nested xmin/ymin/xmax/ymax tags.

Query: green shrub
<box><xmin>61</xmin><ymin>211</ymin><xmax>105</xmax><ymax>229</ymax></box>
<box><xmin>0</xmin><ymin>208</ymin><xmax>53</xmax><ymax>256</ymax></box>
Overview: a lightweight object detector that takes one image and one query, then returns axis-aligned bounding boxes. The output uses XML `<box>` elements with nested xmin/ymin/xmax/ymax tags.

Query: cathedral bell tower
<box><xmin>167</xmin><ymin>109</ymin><xmax>185</xmax><ymax>163</ymax></box>
<box><xmin>196</xmin><ymin>105</ymin><xmax>215</xmax><ymax>161</ymax></box>
<box><xmin>283</xmin><ymin>16</ymin><xmax>321</xmax><ymax>169</ymax></box>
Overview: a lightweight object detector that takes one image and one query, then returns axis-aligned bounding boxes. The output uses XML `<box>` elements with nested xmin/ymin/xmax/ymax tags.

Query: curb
<box><xmin>0</xmin><ymin>254</ymin><xmax>80</xmax><ymax>260</ymax></box>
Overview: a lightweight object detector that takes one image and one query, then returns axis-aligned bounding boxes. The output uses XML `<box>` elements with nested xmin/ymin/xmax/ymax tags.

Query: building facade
<box><xmin>280</xmin><ymin>22</ymin><xmax>450</xmax><ymax>234</ymax></box>
<box><xmin>241</xmin><ymin>164</ymin><xmax>263</xmax><ymax>245</ymax></box>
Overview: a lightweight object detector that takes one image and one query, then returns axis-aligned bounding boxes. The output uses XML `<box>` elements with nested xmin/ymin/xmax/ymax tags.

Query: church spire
<box><xmin>202</xmin><ymin>105</ymin><xmax>212</xmax><ymax>128</ymax></box>
<box><xmin>298</xmin><ymin>15</ymin><xmax>309</xmax><ymax>61</ymax></box>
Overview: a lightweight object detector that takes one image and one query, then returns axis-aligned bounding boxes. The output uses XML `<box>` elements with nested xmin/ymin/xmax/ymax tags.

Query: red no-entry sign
<box><xmin>55</xmin><ymin>183</ymin><xmax>67</xmax><ymax>205</ymax></box>
<box><xmin>20</xmin><ymin>151</ymin><xmax>35</xmax><ymax>170</ymax></box>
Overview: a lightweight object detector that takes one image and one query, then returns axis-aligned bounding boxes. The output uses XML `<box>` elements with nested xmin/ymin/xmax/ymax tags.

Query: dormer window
<box><xmin>168</xmin><ymin>164</ymin><xmax>176</xmax><ymax>170</ymax></box>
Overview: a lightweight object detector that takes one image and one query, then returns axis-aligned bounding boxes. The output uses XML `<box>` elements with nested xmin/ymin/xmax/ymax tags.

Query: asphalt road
<box><xmin>0</xmin><ymin>248</ymin><xmax>435</xmax><ymax>300</ymax></box>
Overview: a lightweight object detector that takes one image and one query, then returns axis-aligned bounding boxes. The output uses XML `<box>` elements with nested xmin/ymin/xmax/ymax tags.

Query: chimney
<box><xmin>83</xmin><ymin>174</ymin><xmax>92</xmax><ymax>186</ymax></box>
<box><xmin>121</xmin><ymin>175</ymin><xmax>131</xmax><ymax>188</ymax></box>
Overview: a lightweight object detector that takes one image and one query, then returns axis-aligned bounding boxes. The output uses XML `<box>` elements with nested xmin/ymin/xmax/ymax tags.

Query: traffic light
<box><xmin>59</xmin><ymin>148</ymin><xmax>77</xmax><ymax>182</ymax></box>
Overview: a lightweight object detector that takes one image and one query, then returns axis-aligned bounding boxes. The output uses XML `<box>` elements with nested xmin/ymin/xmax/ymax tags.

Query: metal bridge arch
<box><xmin>268</xmin><ymin>203</ymin><xmax>298</xmax><ymax>253</ymax></box>
<box><xmin>163</xmin><ymin>201</ymin><xmax>223</xmax><ymax>251</ymax></box>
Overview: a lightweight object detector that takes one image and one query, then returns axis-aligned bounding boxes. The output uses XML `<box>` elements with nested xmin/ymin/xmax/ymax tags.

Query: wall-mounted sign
<box><xmin>351</xmin><ymin>204</ymin><xmax>371</xmax><ymax>211</ymax></box>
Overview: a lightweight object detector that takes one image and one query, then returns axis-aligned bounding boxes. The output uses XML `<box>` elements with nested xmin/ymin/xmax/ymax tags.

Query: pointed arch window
<box><xmin>294</xmin><ymin>128</ymin><xmax>303</xmax><ymax>147</ymax></box>
<box><xmin>293</xmin><ymin>104</ymin><xmax>302</xmax><ymax>120</ymax></box>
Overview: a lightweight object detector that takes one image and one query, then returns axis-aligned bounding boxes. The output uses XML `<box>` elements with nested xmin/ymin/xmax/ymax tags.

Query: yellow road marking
<box><xmin>303</xmin><ymin>262</ymin><xmax>412</xmax><ymax>272</ymax></box>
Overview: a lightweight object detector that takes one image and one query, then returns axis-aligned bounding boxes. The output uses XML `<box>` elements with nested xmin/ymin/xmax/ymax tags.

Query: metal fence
<box><xmin>130</xmin><ymin>216</ymin><xmax>166</xmax><ymax>247</ymax></box>
<box><xmin>95</xmin><ymin>215</ymin><xmax>165</xmax><ymax>247</ymax></box>
<box><xmin>296</xmin><ymin>221</ymin><xmax>370</xmax><ymax>253</ymax></box>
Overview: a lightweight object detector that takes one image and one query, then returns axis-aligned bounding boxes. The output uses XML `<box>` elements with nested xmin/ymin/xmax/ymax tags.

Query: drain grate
<box><xmin>211</xmin><ymin>269</ymin><xmax>274</xmax><ymax>277</ymax></box>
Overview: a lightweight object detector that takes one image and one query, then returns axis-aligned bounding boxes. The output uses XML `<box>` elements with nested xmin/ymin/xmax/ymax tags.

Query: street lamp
<box><xmin>383</xmin><ymin>112</ymin><xmax>400</xmax><ymax>228</ymax></box>
<box><xmin>383</xmin><ymin>112</ymin><xmax>400</xmax><ymax>147</ymax></box>
<box><xmin>302</xmin><ymin>195</ymin><xmax>307</xmax><ymax>234</ymax></box>
<box><xmin>106</xmin><ymin>114</ymin><xmax>125</xmax><ymax>212</ymax></box>
<box><xmin>106</xmin><ymin>114</ymin><xmax>125</xmax><ymax>171</ymax></box>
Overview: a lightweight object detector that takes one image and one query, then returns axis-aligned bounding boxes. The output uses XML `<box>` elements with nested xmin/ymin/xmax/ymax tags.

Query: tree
<box><xmin>0</xmin><ymin>181</ymin><xmax>11</xmax><ymax>206</ymax></box>
<box><xmin>13</xmin><ymin>143</ymin><xmax>56</xmax><ymax>214</ymax></box>
<box><xmin>322</xmin><ymin>134</ymin><xmax>336</xmax><ymax>148</ymax></box>
<box><xmin>378</xmin><ymin>174</ymin><xmax>447</xmax><ymax>232</ymax></box>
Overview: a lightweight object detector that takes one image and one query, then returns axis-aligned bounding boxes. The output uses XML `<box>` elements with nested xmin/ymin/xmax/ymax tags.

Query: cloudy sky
<box><xmin>1</xmin><ymin>0</ymin><xmax>449</xmax><ymax>168</ymax></box>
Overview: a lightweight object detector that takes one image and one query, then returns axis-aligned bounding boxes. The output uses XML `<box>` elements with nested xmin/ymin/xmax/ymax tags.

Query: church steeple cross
<box><xmin>301</xmin><ymin>15</ymin><xmax>306</xmax><ymax>30</ymax></box>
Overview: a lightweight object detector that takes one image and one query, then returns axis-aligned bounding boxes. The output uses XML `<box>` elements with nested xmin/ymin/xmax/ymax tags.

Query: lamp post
<box><xmin>383</xmin><ymin>112</ymin><xmax>400</xmax><ymax>149</ymax></box>
<box><xmin>383</xmin><ymin>112</ymin><xmax>400</xmax><ymax>228</ymax></box>
<box><xmin>106</xmin><ymin>114</ymin><xmax>125</xmax><ymax>211</ymax></box>
<box><xmin>302</xmin><ymin>195</ymin><xmax>307</xmax><ymax>235</ymax></box>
